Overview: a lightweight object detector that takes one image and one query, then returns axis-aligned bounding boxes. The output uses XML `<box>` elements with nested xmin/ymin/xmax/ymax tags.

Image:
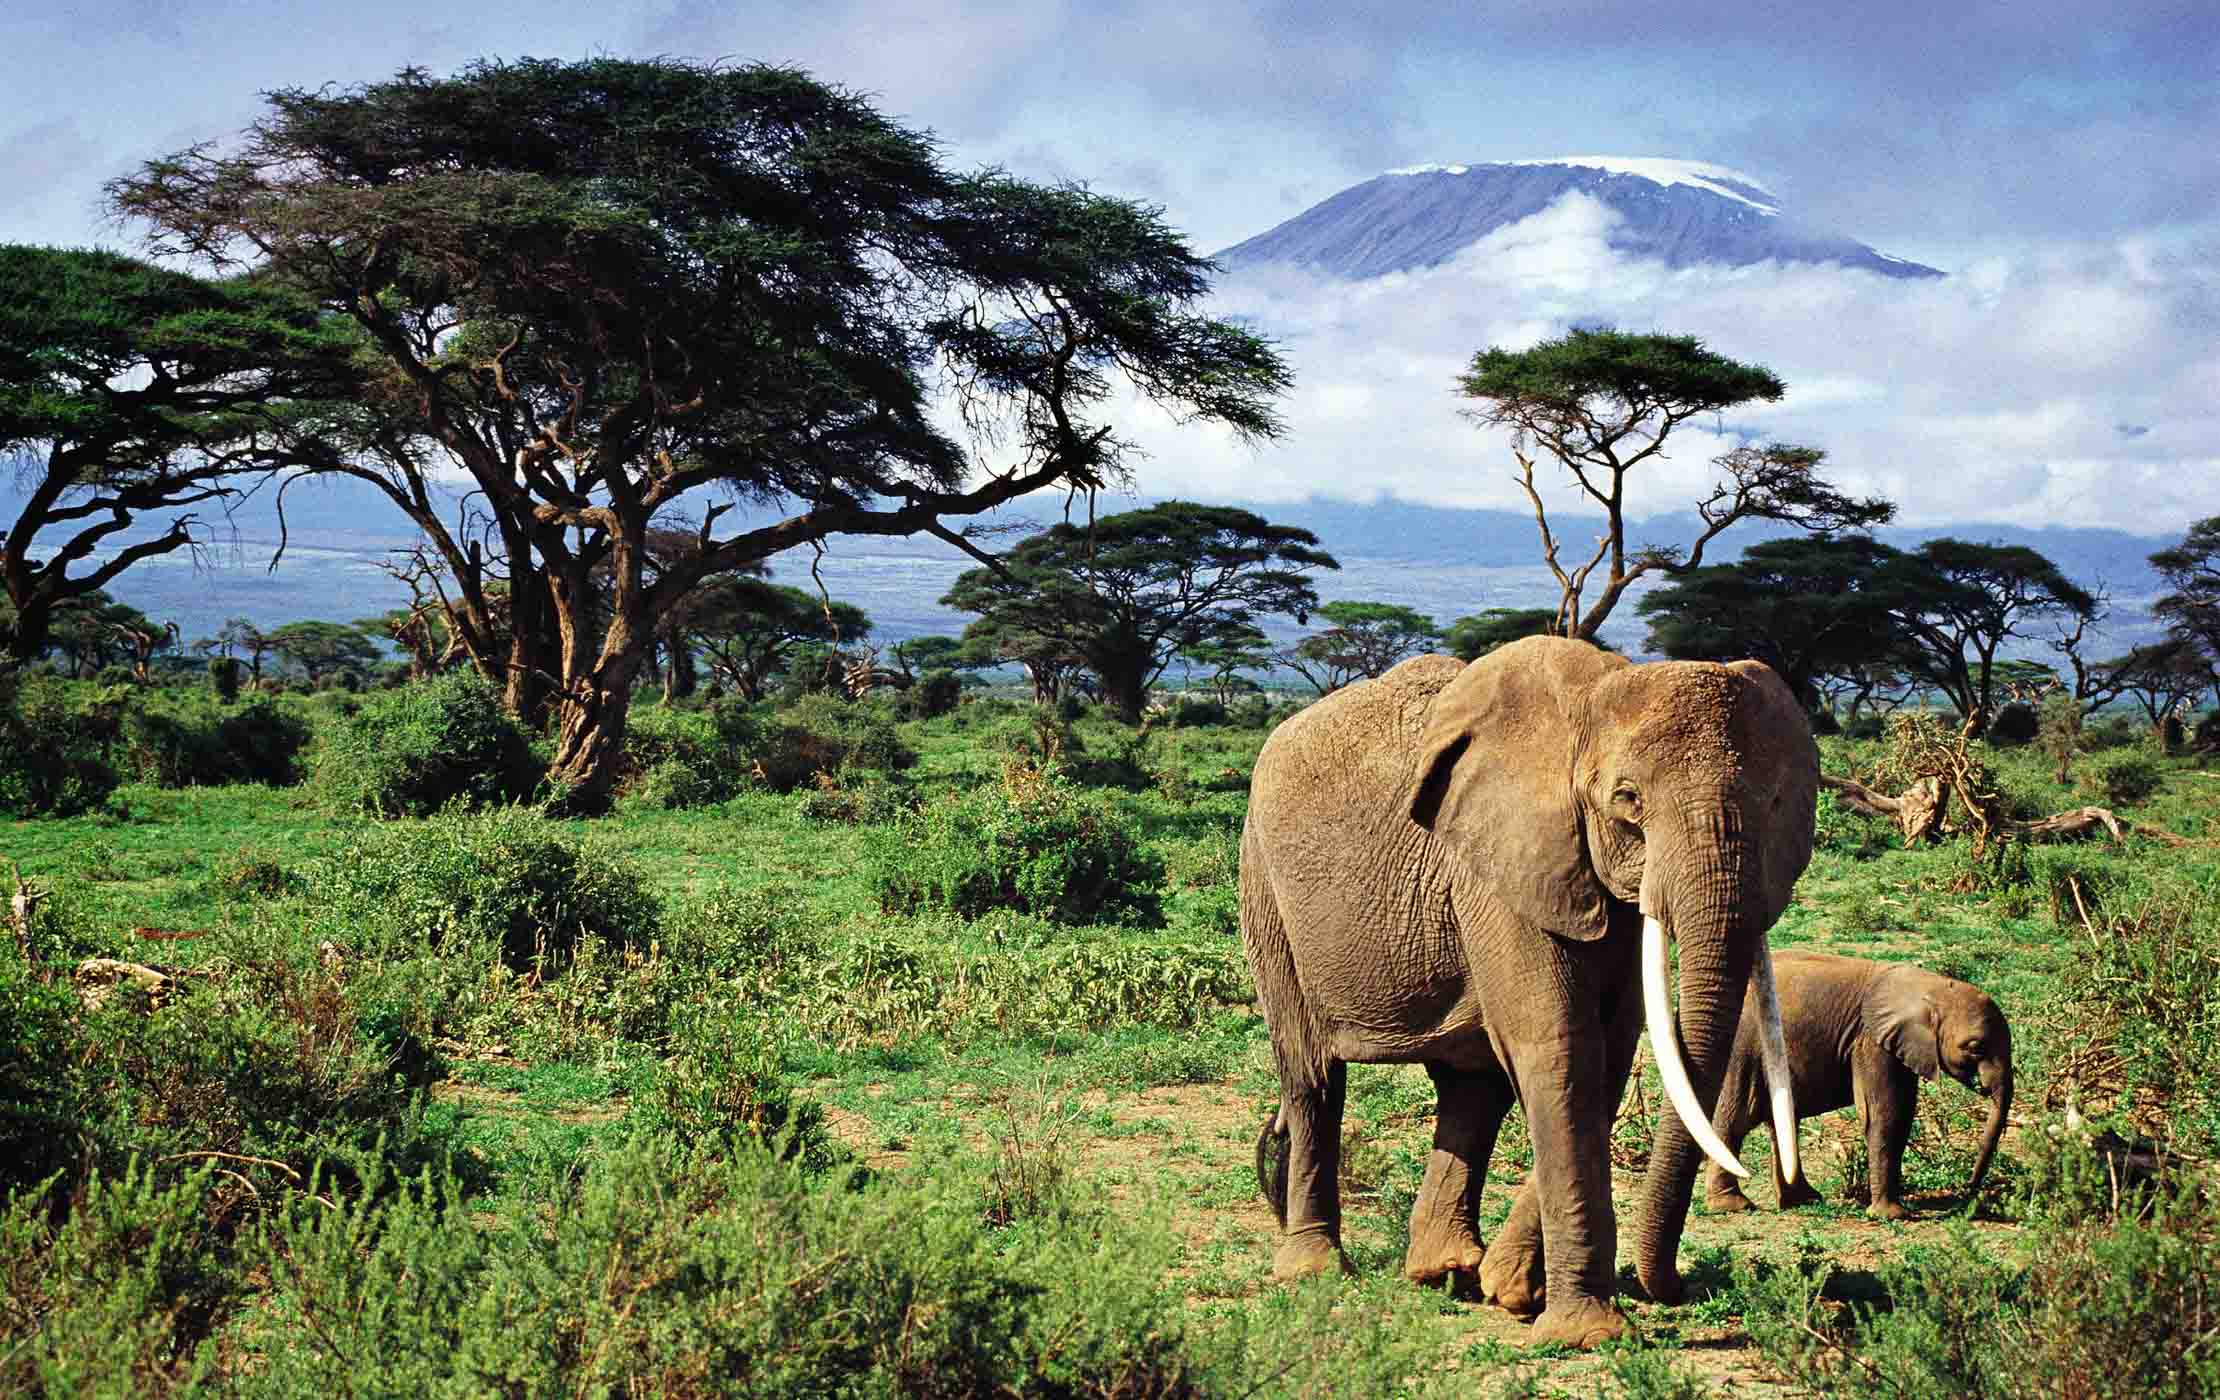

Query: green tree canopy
<box><xmin>110</xmin><ymin>57</ymin><xmax>1288</xmax><ymax>806</ymax></box>
<box><xmin>1177</xmin><ymin>623</ymin><xmax>1275</xmax><ymax>706</ymax></box>
<box><xmin>942</xmin><ymin>501</ymin><xmax>1337</xmax><ymax>722</ymax></box>
<box><xmin>685</xmin><ymin>578</ymin><xmax>870</xmax><ymax>702</ymax></box>
<box><xmin>1890</xmin><ymin>538</ymin><xmax>2100</xmax><ymax>730</ymax></box>
<box><xmin>2152</xmin><ymin>518</ymin><xmax>2220</xmax><ymax>660</ymax></box>
<box><xmin>1283</xmin><ymin>600</ymin><xmax>1442</xmax><ymax>695</ymax></box>
<box><xmin>1443</xmin><ymin>608</ymin><xmax>1557</xmax><ymax>661</ymax></box>
<box><xmin>1455</xmin><ymin>328</ymin><xmax>1892</xmax><ymax>639</ymax></box>
<box><xmin>0</xmin><ymin>245</ymin><xmax>356</xmax><ymax>663</ymax></box>
<box><xmin>1636</xmin><ymin>535</ymin><xmax>1918</xmax><ymax>708</ymax></box>
<box><xmin>264</xmin><ymin>620</ymin><xmax>382</xmax><ymax>684</ymax></box>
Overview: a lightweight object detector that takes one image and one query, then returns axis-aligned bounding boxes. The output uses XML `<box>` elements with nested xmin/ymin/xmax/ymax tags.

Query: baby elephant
<box><xmin>1703</xmin><ymin>950</ymin><xmax>2012</xmax><ymax>1220</ymax></box>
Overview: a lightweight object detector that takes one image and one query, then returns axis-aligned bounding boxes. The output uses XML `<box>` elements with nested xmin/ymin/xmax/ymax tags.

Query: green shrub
<box><xmin>898</xmin><ymin>668</ymin><xmax>964</xmax><ymax>720</ymax></box>
<box><xmin>748</xmin><ymin>694</ymin><xmax>914</xmax><ymax>792</ymax></box>
<box><xmin>1165</xmin><ymin>696</ymin><xmax>1230</xmax><ymax>728</ymax></box>
<box><xmin>0</xmin><ymin>951</ymin><xmax>87</xmax><ymax>1195</ymax></box>
<box><xmin>636</xmin><ymin>1007</ymin><xmax>841</xmax><ymax>1170</ymax></box>
<box><xmin>619</xmin><ymin>705</ymin><xmax>752</xmax><ymax>808</ymax></box>
<box><xmin>869</xmin><ymin>769</ymin><xmax>1164</xmax><ymax>927</ymax></box>
<box><xmin>0</xmin><ymin>673</ymin><xmax>121</xmax><ymax>816</ymax></box>
<box><xmin>119</xmin><ymin>692</ymin><xmax>312</xmax><ymax>787</ymax></box>
<box><xmin>1986</xmin><ymin>701</ymin><xmax>2039</xmax><ymax>746</ymax></box>
<box><xmin>311</xmin><ymin>668</ymin><xmax>536</xmax><ymax>816</ymax></box>
<box><xmin>1812</xmin><ymin>787</ymin><xmax>1893</xmax><ymax>859</ymax></box>
<box><xmin>242</xmin><ymin>1134</ymin><xmax>1247</xmax><ymax>1397</ymax></box>
<box><xmin>311</xmin><ymin>805</ymin><xmax>662</xmax><ymax>971</ymax></box>
<box><xmin>207</xmin><ymin>655</ymin><xmax>242</xmax><ymax>701</ymax></box>
<box><xmin>0</xmin><ymin>1162</ymin><xmax>243</xmax><ymax>1394</ymax></box>
<box><xmin>2078</xmin><ymin>748</ymin><xmax>2164</xmax><ymax>808</ymax></box>
<box><xmin>797</xmin><ymin>770</ymin><xmax>914</xmax><ymax>825</ymax></box>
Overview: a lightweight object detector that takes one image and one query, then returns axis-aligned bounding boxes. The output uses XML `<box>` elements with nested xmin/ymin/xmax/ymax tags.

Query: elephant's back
<box><xmin>1252</xmin><ymin>654</ymin><xmax>1467</xmax><ymax>826</ymax></box>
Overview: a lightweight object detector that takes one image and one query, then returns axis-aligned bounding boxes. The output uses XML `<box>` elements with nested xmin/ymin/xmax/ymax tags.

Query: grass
<box><xmin>5</xmin><ymin>685</ymin><xmax>2219</xmax><ymax>1394</ymax></box>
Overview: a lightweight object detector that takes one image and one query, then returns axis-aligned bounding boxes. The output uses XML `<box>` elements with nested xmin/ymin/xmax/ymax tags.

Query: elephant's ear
<box><xmin>1726</xmin><ymin>659</ymin><xmax>1820</xmax><ymax>929</ymax></box>
<box><xmin>1407</xmin><ymin>637</ymin><xmax>1625</xmax><ymax>940</ymax></box>
<box><xmin>1865</xmin><ymin>967</ymin><xmax>1942</xmax><ymax>1080</ymax></box>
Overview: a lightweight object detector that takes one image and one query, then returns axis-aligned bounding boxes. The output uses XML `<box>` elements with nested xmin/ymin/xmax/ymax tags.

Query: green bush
<box><xmin>748</xmin><ymin>694</ymin><xmax>915</xmax><ymax>792</ymax></box>
<box><xmin>207</xmin><ymin>655</ymin><xmax>242</xmax><ymax>702</ymax></box>
<box><xmin>636</xmin><ymin>1007</ymin><xmax>841</xmax><ymax>1170</ymax></box>
<box><xmin>619</xmin><ymin>705</ymin><xmax>753</xmax><ymax>808</ymax></box>
<box><xmin>1813</xmin><ymin>787</ymin><xmax>1894</xmax><ymax>859</ymax></box>
<box><xmin>119</xmin><ymin>692</ymin><xmax>312</xmax><ymax>787</ymax></box>
<box><xmin>240</xmin><ymin>1133</ymin><xmax>1248</xmax><ymax>1397</ymax></box>
<box><xmin>1986</xmin><ymin>701</ymin><xmax>2039</xmax><ymax>746</ymax></box>
<box><xmin>0</xmin><ymin>952</ymin><xmax>87</xmax><ymax>1196</ymax></box>
<box><xmin>901</xmin><ymin>667</ymin><xmax>965</xmax><ymax>719</ymax></box>
<box><xmin>0</xmin><ymin>673</ymin><xmax>120</xmax><ymax>816</ymax></box>
<box><xmin>2078</xmin><ymin>748</ymin><xmax>2164</xmax><ymax>808</ymax></box>
<box><xmin>1165</xmin><ymin>696</ymin><xmax>1230</xmax><ymax>728</ymax></box>
<box><xmin>311</xmin><ymin>668</ymin><xmax>537</xmax><ymax>816</ymax></box>
<box><xmin>0</xmin><ymin>1162</ymin><xmax>244</xmax><ymax>1394</ymax></box>
<box><xmin>311</xmin><ymin>805</ymin><xmax>662</xmax><ymax>971</ymax></box>
<box><xmin>869</xmin><ymin>770</ymin><xmax>1164</xmax><ymax>927</ymax></box>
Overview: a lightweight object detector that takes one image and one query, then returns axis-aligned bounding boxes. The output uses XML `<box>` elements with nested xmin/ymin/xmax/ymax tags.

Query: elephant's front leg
<box><xmin>1483</xmin><ymin>996</ymin><xmax>1643</xmax><ymax>1333</ymax></box>
<box><xmin>1403</xmin><ymin>1063</ymin><xmax>1510</xmax><ymax>1292</ymax></box>
<box><xmin>1509</xmin><ymin>1032</ymin><xmax>1632</xmax><ymax>1347</ymax></box>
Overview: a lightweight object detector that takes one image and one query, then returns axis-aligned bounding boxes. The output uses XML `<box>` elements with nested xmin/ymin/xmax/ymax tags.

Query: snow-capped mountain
<box><xmin>1215</xmin><ymin>157</ymin><xmax>1943</xmax><ymax>280</ymax></box>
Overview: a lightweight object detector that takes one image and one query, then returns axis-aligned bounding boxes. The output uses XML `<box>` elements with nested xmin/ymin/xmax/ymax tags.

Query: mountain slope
<box><xmin>1216</xmin><ymin>158</ymin><xmax>1943</xmax><ymax>281</ymax></box>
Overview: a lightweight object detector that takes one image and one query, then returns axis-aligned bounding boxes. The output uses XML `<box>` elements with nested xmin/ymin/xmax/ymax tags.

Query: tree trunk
<box><xmin>543</xmin><ymin>642</ymin><xmax>648</xmax><ymax>813</ymax></box>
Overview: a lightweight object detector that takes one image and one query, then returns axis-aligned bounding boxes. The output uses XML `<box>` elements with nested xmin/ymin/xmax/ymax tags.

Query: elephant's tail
<box><xmin>1255</xmin><ymin>1106</ymin><xmax>1290</xmax><ymax>1228</ymax></box>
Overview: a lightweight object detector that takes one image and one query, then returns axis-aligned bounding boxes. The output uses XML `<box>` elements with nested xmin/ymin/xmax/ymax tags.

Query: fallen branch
<box><xmin>1820</xmin><ymin>774</ymin><xmax>2190</xmax><ymax>847</ymax></box>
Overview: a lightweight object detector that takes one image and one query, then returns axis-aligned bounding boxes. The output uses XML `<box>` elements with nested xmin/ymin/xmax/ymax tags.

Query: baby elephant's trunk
<box><xmin>1965</xmin><ymin>1050</ymin><xmax>2013</xmax><ymax>1201</ymax></box>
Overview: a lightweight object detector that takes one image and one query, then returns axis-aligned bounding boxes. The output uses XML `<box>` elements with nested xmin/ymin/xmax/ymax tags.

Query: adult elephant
<box><xmin>1242</xmin><ymin>637</ymin><xmax>1814</xmax><ymax>1347</ymax></box>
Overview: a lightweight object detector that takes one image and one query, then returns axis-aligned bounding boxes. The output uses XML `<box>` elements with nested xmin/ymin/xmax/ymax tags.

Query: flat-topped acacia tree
<box><xmin>110</xmin><ymin>57</ymin><xmax>1288</xmax><ymax>807</ymax></box>
<box><xmin>1457</xmin><ymin>328</ymin><xmax>1893</xmax><ymax>639</ymax></box>
<box><xmin>0</xmin><ymin>245</ymin><xmax>355</xmax><ymax>664</ymax></box>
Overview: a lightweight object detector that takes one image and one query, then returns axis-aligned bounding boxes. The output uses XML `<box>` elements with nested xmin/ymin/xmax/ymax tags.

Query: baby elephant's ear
<box><xmin>1865</xmin><ymin>967</ymin><xmax>1942</xmax><ymax>1080</ymax></box>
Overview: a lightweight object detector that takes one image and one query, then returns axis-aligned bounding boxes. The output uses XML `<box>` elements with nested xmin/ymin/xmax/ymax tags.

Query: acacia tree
<box><xmin>110</xmin><ymin>58</ymin><xmax>1287</xmax><ymax>807</ymax></box>
<box><xmin>1443</xmin><ymin>608</ymin><xmax>1556</xmax><ymax>661</ymax></box>
<box><xmin>1455</xmin><ymin>329</ymin><xmax>1892</xmax><ymax>639</ymax></box>
<box><xmin>942</xmin><ymin>501</ymin><xmax>1336</xmax><ymax>722</ymax></box>
<box><xmin>2152</xmin><ymin>518</ymin><xmax>2220</xmax><ymax>660</ymax></box>
<box><xmin>1888</xmin><ymin>538</ymin><xmax>2099</xmax><ymax>732</ymax></box>
<box><xmin>685</xmin><ymin>578</ymin><xmax>869</xmax><ymax>701</ymax></box>
<box><xmin>1282</xmin><ymin>601</ymin><xmax>1440</xmax><ymax>695</ymax></box>
<box><xmin>264</xmin><ymin>620</ymin><xmax>381</xmax><ymax>685</ymax></box>
<box><xmin>0</xmin><ymin>245</ymin><xmax>354</xmax><ymax>664</ymax></box>
<box><xmin>1636</xmin><ymin>535</ymin><xmax>1917</xmax><ymax>709</ymax></box>
<box><xmin>2101</xmin><ymin>639</ymin><xmax>2214</xmax><ymax>740</ymax></box>
<box><xmin>1178</xmin><ymin>624</ymin><xmax>1275</xmax><ymax>705</ymax></box>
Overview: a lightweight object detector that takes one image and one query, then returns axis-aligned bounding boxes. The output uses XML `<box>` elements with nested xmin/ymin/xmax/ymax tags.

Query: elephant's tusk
<box><xmin>1644</xmin><ymin>915</ymin><xmax>1750</xmax><ymax>1179</ymax></box>
<box><xmin>1751</xmin><ymin>943</ymin><xmax>1799</xmax><ymax>1184</ymax></box>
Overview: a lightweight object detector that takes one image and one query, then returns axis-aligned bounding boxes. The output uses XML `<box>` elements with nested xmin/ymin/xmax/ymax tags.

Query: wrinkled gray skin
<box><xmin>1241</xmin><ymin>637</ymin><xmax>1816</xmax><ymax>1347</ymax></box>
<box><xmin>1701</xmin><ymin>950</ymin><xmax>2013</xmax><ymax>1219</ymax></box>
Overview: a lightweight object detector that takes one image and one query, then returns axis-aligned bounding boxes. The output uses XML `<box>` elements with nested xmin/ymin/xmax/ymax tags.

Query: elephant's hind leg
<box><xmin>1404</xmin><ymin>1063</ymin><xmax>1509</xmax><ymax>1293</ymax></box>
<box><xmin>1272</xmin><ymin>1059</ymin><xmax>1350</xmax><ymax>1280</ymax></box>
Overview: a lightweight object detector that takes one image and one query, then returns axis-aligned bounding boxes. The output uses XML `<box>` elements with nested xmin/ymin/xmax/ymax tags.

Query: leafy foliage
<box><xmin>311</xmin><ymin>668</ymin><xmax>536</xmax><ymax>816</ymax></box>
<box><xmin>1283</xmin><ymin>600</ymin><xmax>1440</xmax><ymax>694</ymax></box>
<box><xmin>944</xmin><ymin>501</ymin><xmax>1337</xmax><ymax>721</ymax></box>
<box><xmin>0</xmin><ymin>671</ymin><xmax>121</xmax><ymax>816</ymax></box>
<box><xmin>312</xmin><ymin>805</ymin><xmax>661</xmax><ymax>970</ymax></box>
<box><xmin>1457</xmin><ymin>327</ymin><xmax>1890</xmax><ymax>637</ymax></box>
<box><xmin>871</xmin><ymin>768</ymin><xmax>1165</xmax><ymax>926</ymax></box>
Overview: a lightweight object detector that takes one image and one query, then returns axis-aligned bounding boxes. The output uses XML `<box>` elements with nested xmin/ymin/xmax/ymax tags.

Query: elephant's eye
<box><xmin>1963</xmin><ymin>1039</ymin><xmax>1984</xmax><ymax>1057</ymax></box>
<box><xmin>1611</xmin><ymin>785</ymin><xmax>1642</xmax><ymax>822</ymax></box>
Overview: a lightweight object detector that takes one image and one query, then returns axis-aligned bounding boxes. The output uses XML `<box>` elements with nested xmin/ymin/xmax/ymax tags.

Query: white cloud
<box><xmin>1122</xmin><ymin>194</ymin><xmax>2220</xmax><ymax>533</ymax></box>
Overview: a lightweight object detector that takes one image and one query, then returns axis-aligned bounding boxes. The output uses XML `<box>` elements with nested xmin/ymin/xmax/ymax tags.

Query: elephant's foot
<box><xmin>1704</xmin><ymin>1186</ymin><xmax>1755</xmax><ymax>1214</ymax></box>
<box><xmin>1272</xmin><ymin>1230</ymin><xmax>1349</xmax><ymax>1282</ymax></box>
<box><xmin>1867</xmin><ymin>1198</ymin><xmax>1911</xmax><ymax>1222</ymax></box>
<box><xmin>1402</xmin><ymin>1220</ymin><xmax>1485</xmax><ymax>1293</ymax></box>
<box><xmin>1528</xmin><ymin>1296</ymin><xmax>1630</xmax><ymax>1349</ymax></box>
<box><xmin>1479</xmin><ymin>1235</ymin><xmax>1547</xmax><ymax>1319</ymax></box>
<box><xmin>1777</xmin><ymin>1178</ymin><xmax>1822</xmax><ymax>1210</ymax></box>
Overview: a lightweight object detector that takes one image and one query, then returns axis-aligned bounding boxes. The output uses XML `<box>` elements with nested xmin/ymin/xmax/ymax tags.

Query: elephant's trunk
<box><xmin>1966</xmin><ymin>1045</ymin><xmax>2013</xmax><ymax>1202</ymax></box>
<box><xmin>1633</xmin><ymin>823</ymin><xmax>1779</xmax><ymax>1301</ymax></box>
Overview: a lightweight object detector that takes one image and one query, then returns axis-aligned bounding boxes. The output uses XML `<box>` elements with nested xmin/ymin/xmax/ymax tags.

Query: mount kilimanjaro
<box><xmin>1215</xmin><ymin>157</ymin><xmax>1943</xmax><ymax>281</ymax></box>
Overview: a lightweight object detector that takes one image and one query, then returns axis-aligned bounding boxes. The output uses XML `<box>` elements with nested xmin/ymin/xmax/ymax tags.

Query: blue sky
<box><xmin>4</xmin><ymin>1</ymin><xmax>2214</xmax><ymax>531</ymax></box>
